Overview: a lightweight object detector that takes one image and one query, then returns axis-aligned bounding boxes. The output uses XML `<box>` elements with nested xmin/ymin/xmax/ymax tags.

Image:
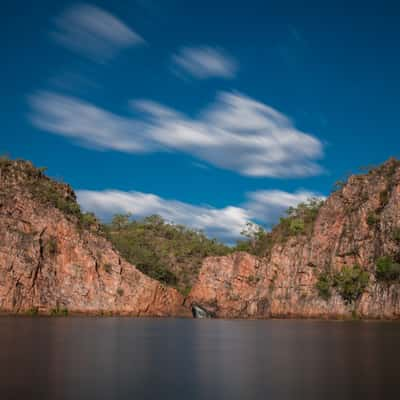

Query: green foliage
<box><xmin>50</xmin><ymin>307</ymin><xmax>68</xmax><ymax>316</ymax></box>
<box><xmin>333</xmin><ymin>265</ymin><xmax>370</xmax><ymax>304</ymax></box>
<box><xmin>116</xmin><ymin>288</ymin><xmax>124</xmax><ymax>296</ymax></box>
<box><xmin>15</xmin><ymin>161</ymin><xmax>99</xmax><ymax>232</ymax></box>
<box><xmin>233</xmin><ymin>198</ymin><xmax>324</xmax><ymax>256</ymax></box>
<box><xmin>315</xmin><ymin>272</ymin><xmax>332</xmax><ymax>300</ymax></box>
<box><xmin>104</xmin><ymin>214</ymin><xmax>231</xmax><ymax>290</ymax></box>
<box><xmin>392</xmin><ymin>228</ymin><xmax>400</xmax><ymax>243</ymax></box>
<box><xmin>380</xmin><ymin>190</ymin><xmax>389</xmax><ymax>207</ymax></box>
<box><xmin>235</xmin><ymin>222</ymin><xmax>272</xmax><ymax>256</ymax></box>
<box><xmin>0</xmin><ymin>158</ymin><xmax>91</xmax><ymax>230</ymax></box>
<box><xmin>29</xmin><ymin>179</ymin><xmax>81</xmax><ymax>217</ymax></box>
<box><xmin>366</xmin><ymin>212</ymin><xmax>379</xmax><ymax>226</ymax></box>
<box><xmin>26</xmin><ymin>307</ymin><xmax>39</xmax><ymax>316</ymax></box>
<box><xmin>351</xmin><ymin>310</ymin><xmax>360</xmax><ymax>320</ymax></box>
<box><xmin>111</xmin><ymin>213</ymin><xmax>132</xmax><ymax>230</ymax></box>
<box><xmin>274</xmin><ymin>197</ymin><xmax>324</xmax><ymax>240</ymax></box>
<box><xmin>289</xmin><ymin>218</ymin><xmax>305</xmax><ymax>234</ymax></box>
<box><xmin>375</xmin><ymin>256</ymin><xmax>400</xmax><ymax>282</ymax></box>
<box><xmin>180</xmin><ymin>286</ymin><xmax>192</xmax><ymax>297</ymax></box>
<box><xmin>286</xmin><ymin>197</ymin><xmax>324</xmax><ymax>220</ymax></box>
<box><xmin>79</xmin><ymin>212</ymin><xmax>99</xmax><ymax>229</ymax></box>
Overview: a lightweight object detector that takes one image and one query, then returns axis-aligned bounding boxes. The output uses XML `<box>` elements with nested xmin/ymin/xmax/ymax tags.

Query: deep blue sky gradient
<box><xmin>1</xmin><ymin>0</ymin><xmax>400</xmax><ymax>210</ymax></box>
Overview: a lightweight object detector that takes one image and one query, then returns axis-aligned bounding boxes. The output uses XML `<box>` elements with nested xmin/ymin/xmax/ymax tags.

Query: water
<box><xmin>0</xmin><ymin>318</ymin><xmax>399</xmax><ymax>400</ymax></box>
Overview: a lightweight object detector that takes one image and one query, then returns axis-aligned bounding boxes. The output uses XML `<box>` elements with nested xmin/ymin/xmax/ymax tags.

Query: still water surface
<box><xmin>0</xmin><ymin>318</ymin><xmax>399</xmax><ymax>399</ymax></box>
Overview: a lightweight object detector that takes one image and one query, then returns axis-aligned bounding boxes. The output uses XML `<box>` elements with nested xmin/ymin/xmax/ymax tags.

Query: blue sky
<box><xmin>1</xmin><ymin>0</ymin><xmax>400</xmax><ymax>241</ymax></box>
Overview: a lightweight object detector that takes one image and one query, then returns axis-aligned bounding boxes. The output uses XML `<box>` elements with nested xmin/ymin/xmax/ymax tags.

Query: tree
<box><xmin>333</xmin><ymin>265</ymin><xmax>369</xmax><ymax>304</ymax></box>
<box><xmin>111</xmin><ymin>213</ymin><xmax>132</xmax><ymax>230</ymax></box>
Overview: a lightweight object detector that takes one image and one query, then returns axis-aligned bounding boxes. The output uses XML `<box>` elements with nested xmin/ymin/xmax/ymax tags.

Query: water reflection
<box><xmin>0</xmin><ymin>318</ymin><xmax>399</xmax><ymax>400</ymax></box>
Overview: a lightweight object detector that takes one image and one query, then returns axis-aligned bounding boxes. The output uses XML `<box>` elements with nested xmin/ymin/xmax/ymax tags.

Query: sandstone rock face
<box><xmin>0</xmin><ymin>161</ymin><xmax>188</xmax><ymax>316</ymax></box>
<box><xmin>188</xmin><ymin>160</ymin><xmax>400</xmax><ymax>319</ymax></box>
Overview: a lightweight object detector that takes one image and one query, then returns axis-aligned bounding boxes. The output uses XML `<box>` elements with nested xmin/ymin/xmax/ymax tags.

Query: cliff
<box><xmin>187</xmin><ymin>159</ymin><xmax>400</xmax><ymax>319</ymax></box>
<box><xmin>2</xmin><ymin>157</ymin><xmax>400</xmax><ymax>319</ymax></box>
<box><xmin>0</xmin><ymin>159</ymin><xmax>188</xmax><ymax>316</ymax></box>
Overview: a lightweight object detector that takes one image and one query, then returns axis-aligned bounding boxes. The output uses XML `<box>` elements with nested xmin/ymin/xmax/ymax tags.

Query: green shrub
<box><xmin>27</xmin><ymin>307</ymin><xmax>39</xmax><ymax>316</ymax></box>
<box><xmin>235</xmin><ymin>222</ymin><xmax>272</xmax><ymax>256</ymax></box>
<box><xmin>375</xmin><ymin>256</ymin><xmax>400</xmax><ymax>282</ymax></box>
<box><xmin>104</xmin><ymin>214</ymin><xmax>231</xmax><ymax>289</ymax></box>
<box><xmin>392</xmin><ymin>228</ymin><xmax>400</xmax><ymax>243</ymax></box>
<box><xmin>37</xmin><ymin>166</ymin><xmax>48</xmax><ymax>174</ymax></box>
<box><xmin>137</xmin><ymin>262</ymin><xmax>178</xmax><ymax>285</ymax></box>
<box><xmin>29</xmin><ymin>180</ymin><xmax>81</xmax><ymax>217</ymax></box>
<box><xmin>111</xmin><ymin>213</ymin><xmax>132</xmax><ymax>230</ymax></box>
<box><xmin>116</xmin><ymin>288</ymin><xmax>124</xmax><ymax>296</ymax></box>
<box><xmin>180</xmin><ymin>286</ymin><xmax>192</xmax><ymax>297</ymax></box>
<box><xmin>315</xmin><ymin>272</ymin><xmax>332</xmax><ymax>300</ymax></box>
<box><xmin>50</xmin><ymin>307</ymin><xmax>68</xmax><ymax>316</ymax></box>
<box><xmin>333</xmin><ymin>265</ymin><xmax>369</xmax><ymax>304</ymax></box>
<box><xmin>289</xmin><ymin>218</ymin><xmax>305</xmax><ymax>234</ymax></box>
<box><xmin>379</xmin><ymin>190</ymin><xmax>389</xmax><ymax>206</ymax></box>
<box><xmin>366</xmin><ymin>212</ymin><xmax>379</xmax><ymax>226</ymax></box>
<box><xmin>234</xmin><ymin>198</ymin><xmax>324</xmax><ymax>253</ymax></box>
<box><xmin>79</xmin><ymin>212</ymin><xmax>98</xmax><ymax>229</ymax></box>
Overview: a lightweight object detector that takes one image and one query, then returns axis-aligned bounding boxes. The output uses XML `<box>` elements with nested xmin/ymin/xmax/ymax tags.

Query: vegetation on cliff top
<box><xmin>0</xmin><ymin>156</ymin><xmax>101</xmax><ymax>231</ymax></box>
<box><xmin>103</xmin><ymin>214</ymin><xmax>231</xmax><ymax>294</ymax></box>
<box><xmin>1</xmin><ymin>157</ymin><xmax>232</xmax><ymax>293</ymax></box>
<box><xmin>236</xmin><ymin>197</ymin><xmax>324</xmax><ymax>257</ymax></box>
<box><xmin>3</xmin><ymin>155</ymin><xmax>400</xmax><ymax>296</ymax></box>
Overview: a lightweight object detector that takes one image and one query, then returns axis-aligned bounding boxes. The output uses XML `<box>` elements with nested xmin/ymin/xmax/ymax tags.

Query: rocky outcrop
<box><xmin>3</xmin><ymin>157</ymin><xmax>400</xmax><ymax>319</ymax></box>
<box><xmin>0</xmin><ymin>160</ymin><xmax>188</xmax><ymax>316</ymax></box>
<box><xmin>188</xmin><ymin>159</ymin><xmax>400</xmax><ymax>319</ymax></box>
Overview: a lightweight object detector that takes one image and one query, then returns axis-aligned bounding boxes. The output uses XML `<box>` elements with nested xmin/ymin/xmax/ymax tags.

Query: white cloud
<box><xmin>29</xmin><ymin>91</ymin><xmax>150</xmax><ymax>152</ymax></box>
<box><xmin>29</xmin><ymin>90</ymin><xmax>324</xmax><ymax>178</ymax></box>
<box><xmin>172</xmin><ymin>46</ymin><xmax>237</xmax><ymax>79</ymax></box>
<box><xmin>77</xmin><ymin>190</ymin><xmax>250</xmax><ymax>241</ymax></box>
<box><xmin>77</xmin><ymin>188</ymin><xmax>324</xmax><ymax>242</ymax></box>
<box><xmin>52</xmin><ymin>3</ymin><xmax>144</xmax><ymax>62</ymax></box>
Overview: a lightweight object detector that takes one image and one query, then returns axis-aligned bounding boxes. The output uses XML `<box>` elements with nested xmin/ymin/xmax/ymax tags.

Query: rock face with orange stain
<box><xmin>0</xmin><ymin>160</ymin><xmax>188</xmax><ymax>316</ymax></box>
<box><xmin>188</xmin><ymin>159</ymin><xmax>400</xmax><ymax>319</ymax></box>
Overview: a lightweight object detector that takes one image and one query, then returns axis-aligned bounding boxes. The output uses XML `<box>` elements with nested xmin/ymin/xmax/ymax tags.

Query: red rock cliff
<box><xmin>0</xmin><ymin>160</ymin><xmax>188</xmax><ymax>316</ymax></box>
<box><xmin>188</xmin><ymin>159</ymin><xmax>400</xmax><ymax>319</ymax></box>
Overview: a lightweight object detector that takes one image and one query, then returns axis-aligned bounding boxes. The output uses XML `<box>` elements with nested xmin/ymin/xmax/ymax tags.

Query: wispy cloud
<box><xmin>172</xmin><ymin>46</ymin><xmax>237</xmax><ymax>79</ymax></box>
<box><xmin>51</xmin><ymin>3</ymin><xmax>144</xmax><ymax>62</ymax></box>
<box><xmin>29</xmin><ymin>90</ymin><xmax>324</xmax><ymax>178</ymax></box>
<box><xmin>77</xmin><ymin>189</ymin><xmax>324</xmax><ymax>242</ymax></box>
<box><xmin>29</xmin><ymin>91</ymin><xmax>150</xmax><ymax>152</ymax></box>
<box><xmin>77</xmin><ymin>189</ymin><xmax>250</xmax><ymax>242</ymax></box>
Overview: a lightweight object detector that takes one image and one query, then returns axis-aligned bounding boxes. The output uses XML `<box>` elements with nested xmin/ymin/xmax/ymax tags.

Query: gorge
<box><xmin>1</xmin><ymin>157</ymin><xmax>400</xmax><ymax>319</ymax></box>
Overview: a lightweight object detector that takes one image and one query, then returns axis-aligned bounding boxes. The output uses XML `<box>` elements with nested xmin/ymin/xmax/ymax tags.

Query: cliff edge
<box><xmin>187</xmin><ymin>159</ymin><xmax>400</xmax><ymax>319</ymax></box>
<box><xmin>0</xmin><ymin>159</ymin><xmax>188</xmax><ymax>316</ymax></box>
